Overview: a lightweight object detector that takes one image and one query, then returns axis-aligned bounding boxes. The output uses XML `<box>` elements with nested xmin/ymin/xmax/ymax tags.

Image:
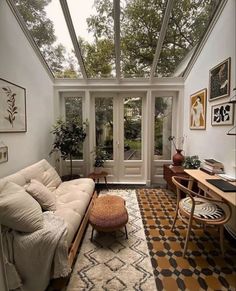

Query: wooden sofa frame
<box><xmin>68</xmin><ymin>190</ymin><xmax>98</xmax><ymax>266</ymax></box>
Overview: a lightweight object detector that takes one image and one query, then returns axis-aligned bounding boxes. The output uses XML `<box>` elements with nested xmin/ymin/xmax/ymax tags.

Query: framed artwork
<box><xmin>211</xmin><ymin>102</ymin><xmax>234</xmax><ymax>126</ymax></box>
<box><xmin>190</xmin><ymin>88</ymin><xmax>207</xmax><ymax>130</ymax></box>
<box><xmin>0</xmin><ymin>146</ymin><xmax>8</xmax><ymax>164</ymax></box>
<box><xmin>0</xmin><ymin>78</ymin><xmax>27</xmax><ymax>132</ymax></box>
<box><xmin>209</xmin><ymin>57</ymin><xmax>231</xmax><ymax>101</ymax></box>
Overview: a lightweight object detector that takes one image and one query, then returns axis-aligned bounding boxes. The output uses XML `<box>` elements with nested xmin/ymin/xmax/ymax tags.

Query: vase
<box><xmin>172</xmin><ymin>149</ymin><xmax>184</xmax><ymax>166</ymax></box>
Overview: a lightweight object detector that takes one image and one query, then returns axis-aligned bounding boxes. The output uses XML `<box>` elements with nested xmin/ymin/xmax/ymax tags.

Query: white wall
<box><xmin>0</xmin><ymin>0</ymin><xmax>54</xmax><ymax>178</ymax></box>
<box><xmin>183</xmin><ymin>0</ymin><xmax>236</xmax><ymax>236</ymax></box>
<box><xmin>184</xmin><ymin>0</ymin><xmax>236</xmax><ymax>176</ymax></box>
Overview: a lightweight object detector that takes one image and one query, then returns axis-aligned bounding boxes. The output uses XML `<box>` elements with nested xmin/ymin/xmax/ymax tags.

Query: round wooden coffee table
<box><xmin>89</xmin><ymin>195</ymin><xmax>128</xmax><ymax>241</ymax></box>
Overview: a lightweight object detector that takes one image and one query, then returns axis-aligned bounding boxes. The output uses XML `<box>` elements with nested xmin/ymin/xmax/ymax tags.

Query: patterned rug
<box><xmin>66</xmin><ymin>189</ymin><xmax>156</xmax><ymax>291</ymax></box>
<box><xmin>137</xmin><ymin>188</ymin><xmax>236</xmax><ymax>291</ymax></box>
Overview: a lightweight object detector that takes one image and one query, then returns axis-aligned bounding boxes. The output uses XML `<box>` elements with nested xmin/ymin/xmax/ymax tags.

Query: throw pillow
<box><xmin>0</xmin><ymin>182</ymin><xmax>43</xmax><ymax>232</ymax></box>
<box><xmin>26</xmin><ymin>179</ymin><xmax>56</xmax><ymax>211</ymax></box>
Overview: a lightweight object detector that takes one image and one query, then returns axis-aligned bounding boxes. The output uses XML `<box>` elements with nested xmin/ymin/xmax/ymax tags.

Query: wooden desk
<box><xmin>185</xmin><ymin>169</ymin><xmax>236</xmax><ymax>206</ymax></box>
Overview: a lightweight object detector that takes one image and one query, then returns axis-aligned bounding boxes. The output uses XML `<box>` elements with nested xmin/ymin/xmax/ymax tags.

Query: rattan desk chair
<box><xmin>171</xmin><ymin>176</ymin><xmax>231</xmax><ymax>257</ymax></box>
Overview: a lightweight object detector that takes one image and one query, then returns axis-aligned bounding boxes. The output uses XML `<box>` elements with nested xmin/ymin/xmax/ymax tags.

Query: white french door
<box><xmin>92</xmin><ymin>92</ymin><xmax>146</xmax><ymax>183</ymax></box>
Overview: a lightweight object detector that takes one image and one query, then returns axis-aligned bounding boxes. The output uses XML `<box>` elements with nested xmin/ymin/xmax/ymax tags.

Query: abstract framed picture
<box><xmin>0</xmin><ymin>78</ymin><xmax>27</xmax><ymax>132</ymax></box>
<box><xmin>211</xmin><ymin>102</ymin><xmax>234</xmax><ymax>126</ymax></box>
<box><xmin>190</xmin><ymin>88</ymin><xmax>207</xmax><ymax>130</ymax></box>
<box><xmin>0</xmin><ymin>146</ymin><xmax>8</xmax><ymax>164</ymax></box>
<box><xmin>209</xmin><ymin>57</ymin><xmax>231</xmax><ymax>101</ymax></box>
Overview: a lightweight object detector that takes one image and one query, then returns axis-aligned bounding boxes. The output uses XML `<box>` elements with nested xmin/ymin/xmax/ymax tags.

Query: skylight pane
<box><xmin>67</xmin><ymin>0</ymin><xmax>115</xmax><ymax>78</ymax></box>
<box><xmin>14</xmin><ymin>0</ymin><xmax>82</xmax><ymax>78</ymax></box>
<box><xmin>120</xmin><ymin>0</ymin><xmax>166</xmax><ymax>78</ymax></box>
<box><xmin>155</xmin><ymin>0</ymin><xmax>219</xmax><ymax>77</ymax></box>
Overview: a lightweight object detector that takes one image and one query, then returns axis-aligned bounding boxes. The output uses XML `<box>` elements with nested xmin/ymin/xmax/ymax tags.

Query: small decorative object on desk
<box><xmin>183</xmin><ymin>155</ymin><xmax>201</xmax><ymax>169</ymax></box>
<box><xmin>200</xmin><ymin>158</ymin><xmax>224</xmax><ymax>175</ymax></box>
<box><xmin>168</xmin><ymin>136</ymin><xmax>185</xmax><ymax>166</ymax></box>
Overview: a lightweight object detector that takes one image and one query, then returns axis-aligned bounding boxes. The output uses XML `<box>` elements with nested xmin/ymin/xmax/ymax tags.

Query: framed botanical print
<box><xmin>0</xmin><ymin>78</ymin><xmax>27</xmax><ymax>132</ymax></box>
<box><xmin>209</xmin><ymin>58</ymin><xmax>231</xmax><ymax>101</ymax></box>
<box><xmin>190</xmin><ymin>88</ymin><xmax>207</xmax><ymax>130</ymax></box>
<box><xmin>211</xmin><ymin>102</ymin><xmax>234</xmax><ymax>126</ymax></box>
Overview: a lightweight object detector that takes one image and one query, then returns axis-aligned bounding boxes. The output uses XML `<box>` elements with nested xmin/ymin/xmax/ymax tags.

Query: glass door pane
<box><xmin>95</xmin><ymin>97</ymin><xmax>113</xmax><ymax>159</ymax></box>
<box><xmin>154</xmin><ymin>97</ymin><xmax>172</xmax><ymax>160</ymax></box>
<box><xmin>65</xmin><ymin>97</ymin><xmax>84</xmax><ymax>159</ymax></box>
<box><xmin>123</xmin><ymin>97</ymin><xmax>142</xmax><ymax>160</ymax></box>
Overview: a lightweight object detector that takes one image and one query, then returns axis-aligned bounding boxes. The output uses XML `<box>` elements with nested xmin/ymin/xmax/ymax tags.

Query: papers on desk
<box><xmin>216</xmin><ymin>173</ymin><xmax>236</xmax><ymax>182</ymax></box>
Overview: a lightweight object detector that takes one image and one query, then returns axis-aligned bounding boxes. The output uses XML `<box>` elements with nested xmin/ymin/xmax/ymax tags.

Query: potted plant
<box><xmin>183</xmin><ymin>155</ymin><xmax>201</xmax><ymax>169</ymax></box>
<box><xmin>50</xmin><ymin>118</ymin><xmax>87</xmax><ymax>180</ymax></box>
<box><xmin>92</xmin><ymin>145</ymin><xmax>109</xmax><ymax>173</ymax></box>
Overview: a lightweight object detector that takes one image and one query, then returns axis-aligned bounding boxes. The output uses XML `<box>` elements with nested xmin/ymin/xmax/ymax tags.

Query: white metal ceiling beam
<box><xmin>113</xmin><ymin>0</ymin><xmax>121</xmax><ymax>81</ymax></box>
<box><xmin>60</xmin><ymin>0</ymin><xmax>88</xmax><ymax>80</ymax></box>
<box><xmin>6</xmin><ymin>0</ymin><xmax>54</xmax><ymax>81</ymax></box>
<box><xmin>150</xmin><ymin>0</ymin><xmax>175</xmax><ymax>80</ymax></box>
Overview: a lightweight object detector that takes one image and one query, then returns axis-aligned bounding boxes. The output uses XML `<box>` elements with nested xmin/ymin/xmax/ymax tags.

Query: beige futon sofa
<box><xmin>0</xmin><ymin>159</ymin><xmax>97</xmax><ymax>290</ymax></box>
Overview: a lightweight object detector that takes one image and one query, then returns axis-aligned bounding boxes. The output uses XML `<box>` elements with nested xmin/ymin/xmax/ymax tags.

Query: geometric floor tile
<box><xmin>136</xmin><ymin>188</ymin><xmax>236</xmax><ymax>291</ymax></box>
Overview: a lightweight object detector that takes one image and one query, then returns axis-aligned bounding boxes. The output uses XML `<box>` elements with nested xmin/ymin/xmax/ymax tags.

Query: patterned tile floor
<box><xmin>136</xmin><ymin>188</ymin><xmax>236</xmax><ymax>291</ymax></box>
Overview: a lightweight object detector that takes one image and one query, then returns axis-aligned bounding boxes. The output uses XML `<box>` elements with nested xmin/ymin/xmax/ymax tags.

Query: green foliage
<box><xmin>80</xmin><ymin>38</ymin><xmax>115</xmax><ymax>78</ymax></box>
<box><xmin>65</xmin><ymin>97</ymin><xmax>83</xmax><ymax>122</ymax></box>
<box><xmin>50</xmin><ymin>118</ymin><xmax>87</xmax><ymax>177</ymax></box>
<box><xmin>15</xmin><ymin>0</ymin><xmax>218</xmax><ymax>78</ymax></box>
<box><xmin>15</xmin><ymin>0</ymin><xmax>78</xmax><ymax>78</ymax></box>
<box><xmin>183</xmin><ymin>155</ymin><xmax>201</xmax><ymax>169</ymax></box>
<box><xmin>85</xmin><ymin>0</ymin><xmax>218</xmax><ymax>77</ymax></box>
<box><xmin>92</xmin><ymin>145</ymin><xmax>109</xmax><ymax>168</ymax></box>
<box><xmin>124</xmin><ymin>118</ymin><xmax>141</xmax><ymax>140</ymax></box>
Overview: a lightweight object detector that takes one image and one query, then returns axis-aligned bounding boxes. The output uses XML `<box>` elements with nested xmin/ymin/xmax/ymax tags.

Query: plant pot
<box><xmin>172</xmin><ymin>149</ymin><xmax>184</xmax><ymax>166</ymax></box>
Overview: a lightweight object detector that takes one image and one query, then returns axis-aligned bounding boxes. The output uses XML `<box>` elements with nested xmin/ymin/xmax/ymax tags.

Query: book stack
<box><xmin>200</xmin><ymin>159</ymin><xmax>224</xmax><ymax>175</ymax></box>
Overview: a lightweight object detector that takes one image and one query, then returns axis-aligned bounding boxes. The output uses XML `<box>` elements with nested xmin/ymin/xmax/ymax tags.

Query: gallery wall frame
<box><xmin>211</xmin><ymin>102</ymin><xmax>234</xmax><ymax>126</ymax></box>
<box><xmin>190</xmin><ymin>88</ymin><xmax>207</xmax><ymax>130</ymax></box>
<box><xmin>0</xmin><ymin>78</ymin><xmax>27</xmax><ymax>132</ymax></box>
<box><xmin>209</xmin><ymin>57</ymin><xmax>231</xmax><ymax>101</ymax></box>
<box><xmin>0</xmin><ymin>146</ymin><xmax>8</xmax><ymax>164</ymax></box>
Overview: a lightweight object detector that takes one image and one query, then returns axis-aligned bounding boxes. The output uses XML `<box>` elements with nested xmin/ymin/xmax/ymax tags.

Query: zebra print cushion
<box><xmin>180</xmin><ymin>197</ymin><xmax>225</xmax><ymax>219</ymax></box>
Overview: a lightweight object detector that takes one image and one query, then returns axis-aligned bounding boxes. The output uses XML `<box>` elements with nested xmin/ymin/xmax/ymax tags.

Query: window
<box><xmin>154</xmin><ymin>96</ymin><xmax>172</xmax><ymax>160</ymax></box>
<box><xmin>65</xmin><ymin>97</ymin><xmax>84</xmax><ymax>159</ymax></box>
<box><xmin>95</xmin><ymin>97</ymin><xmax>113</xmax><ymax>159</ymax></box>
<box><xmin>124</xmin><ymin>97</ymin><xmax>142</xmax><ymax>160</ymax></box>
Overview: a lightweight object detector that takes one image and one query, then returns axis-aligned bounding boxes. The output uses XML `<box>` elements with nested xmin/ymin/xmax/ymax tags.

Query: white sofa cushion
<box><xmin>0</xmin><ymin>182</ymin><xmax>43</xmax><ymax>232</ymax></box>
<box><xmin>54</xmin><ymin>208</ymin><xmax>82</xmax><ymax>246</ymax></box>
<box><xmin>54</xmin><ymin>178</ymin><xmax>94</xmax><ymax>197</ymax></box>
<box><xmin>26</xmin><ymin>179</ymin><xmax>56</xmax><ymax>211</ymax></box>
<box><xmin>19</xmin><ymin>159</ymin><xmax>62</xmax><ymax>191</ymax></box>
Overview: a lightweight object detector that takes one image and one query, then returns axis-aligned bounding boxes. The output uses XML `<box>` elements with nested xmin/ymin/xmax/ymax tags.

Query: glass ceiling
<box><xmin>12</xmin><ymin>0</ymin><xmax>220</xmax><ymax>80</ymax></box>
